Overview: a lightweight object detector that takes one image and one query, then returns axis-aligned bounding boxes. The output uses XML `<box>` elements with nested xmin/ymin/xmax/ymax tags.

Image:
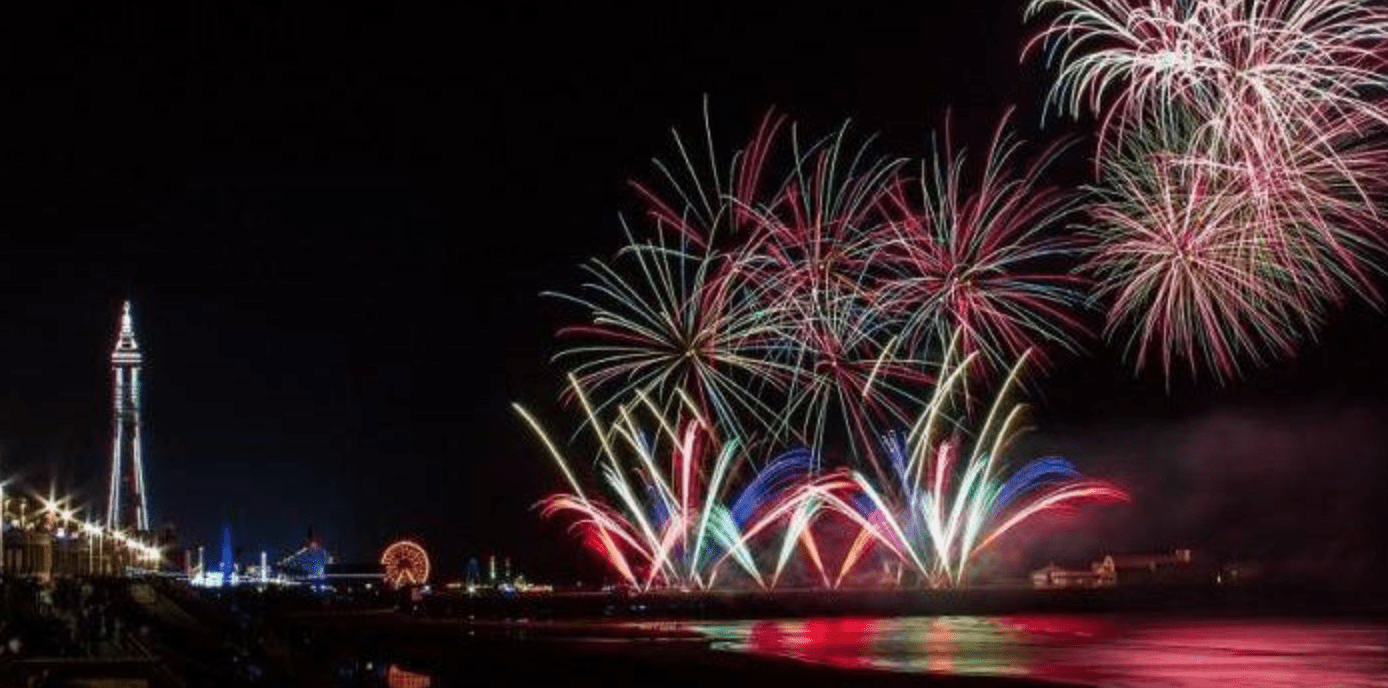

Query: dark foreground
<box><xmin>1</xmin><ymin>578</ymin><xmax>1070</xmax><ymax>687</ymax></box>
<box><xmin>5</xmin><ymin>579</ymin><xmax>1388</xmax><ymax>687</ymax></box>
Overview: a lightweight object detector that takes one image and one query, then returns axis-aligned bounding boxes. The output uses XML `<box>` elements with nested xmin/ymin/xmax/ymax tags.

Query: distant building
<box><xmin>1095</xmin><ymin>548</ymin><xmax>1204</xmax><ymax>586</ymax></box>
<box><xmin>1032</xmin><ymin>548</ymin><xmax>1210</xmax><ymax>589</ymax></box>
<box><xmin>1030</xmin><ymin>563</ymin><xmax>1103</xmax><ymax>589</ymax></box>
<box><xmin>219</xmin><ymin>522</ymin><xmax>236</xmax><ymax>580</ymax></box>
<box><xmin>280</xmin><ymin>536</ymin><xmax>331</xmax><ymax>581</ymax></box>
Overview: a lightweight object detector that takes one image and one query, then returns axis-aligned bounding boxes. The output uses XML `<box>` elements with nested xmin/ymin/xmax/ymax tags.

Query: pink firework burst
<box><xmin>1087</xmin><ymin>126</ymin><xmax>1329</xmax><ymax>380</ymax></box>
<box><xmin>876</xmin><ymin>112</ymin><xmax>1088</xmax><ymax>374</ymax></box>
<box><xmin>1026</xmin><ymin>0</ymin><xmax>1388</xmax><ymax>165</ymax></box>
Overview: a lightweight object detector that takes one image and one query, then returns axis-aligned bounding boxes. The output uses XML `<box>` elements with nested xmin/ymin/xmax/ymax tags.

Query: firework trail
<box><xmin>1086</xmin><ymin>122</ymin><xmax>1321</xmax><ymax>379</ymax></box>
<box><xmin>816</xmin><ymin>349</ymin><xmax>1129</xmax><ymax>587</ymax></box>
<box><xmin>732</xmin><ymin>121</ymin><xmax>924</xmax><ymax>470</ymax></box>
<box><xmin>1025</xmin><ymin>0</ymin><xmax>1388</xmax><ymax>165</ymax></box>
<box><xmin>1085</xmin><ymin>104</ymin><xmax>1388</xmax><ymax>379</ymax></box>
<box><xmin>516</xmin><ymin>379</ymin><xmax>829</xmax><ymax>590</ymax></box>
<box><xmin>550</xmin><ymin>225</ymin><xmax>794</xmax><ymax>441</ymax></box>
<box><xmin>552</xmin><ymin>102</ymin><xmax>802</xmax><ymax>441</ymax></box>
<box><xmin>530</xmin><ymin>105</ymin><xmax>1130</xmax><ymax>590</ymax></box>
<box><xmin>556</xmin><ymin>105</ymin><xmax>1102</xmax><ymax>445</ymax></box>
<box><xmin>1026</xmin><ymin>0</ymin><xmax>1388</xmax><ymax>380</ymax></box>
<box><xmin>629</xmin><ymin>98</ymin><xmax>785</xmax><ymax>249</ymax></box>
<box><xmin>877</xmin><ymin>111</ymin><xmax>1088</xmax><ymax>374</ymax></box>
<box><xmin>564</xmin><ymin>106</ymin><xmax>920</xmax><ymax>458</ymax></box>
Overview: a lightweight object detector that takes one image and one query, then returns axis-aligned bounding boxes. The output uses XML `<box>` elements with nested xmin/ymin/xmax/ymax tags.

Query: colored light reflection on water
<box><xmin>696</xmin><ymin>615</ymin><xmax>1388</xmax><ymax>687</ymax></box>
<box><xmin>705</xmin><ymin>616</ymin><xmax>1033</xmax><ymax>677</ymax></box>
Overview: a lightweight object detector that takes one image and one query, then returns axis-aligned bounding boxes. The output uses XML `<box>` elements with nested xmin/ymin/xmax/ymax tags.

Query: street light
<box><xmin>83</xmin><ymin>521</ymin><xmax>101</xmax><ymax>574</ymax></box>
<box><xmin>1</xmin><ymin>480</ymin><xmax>7</xmax><ymax>576</ymax></box>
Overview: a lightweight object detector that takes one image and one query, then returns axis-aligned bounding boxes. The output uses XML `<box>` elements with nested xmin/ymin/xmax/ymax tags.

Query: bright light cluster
<box><xmin>381</xmin><ymin>539</ymin><xmax>431</xmax><ymax>588</ymax></box>
<box><xmin>0</xmin><ymin>486</ymin><xmax>161</xmax><ymax>571</ymax></box>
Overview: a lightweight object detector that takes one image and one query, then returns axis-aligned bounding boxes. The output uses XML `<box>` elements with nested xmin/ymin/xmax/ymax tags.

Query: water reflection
<box><xmin>699</xmin><ymin>615</ymin><xmax>1388</xmax><ymax>687</ymax></box>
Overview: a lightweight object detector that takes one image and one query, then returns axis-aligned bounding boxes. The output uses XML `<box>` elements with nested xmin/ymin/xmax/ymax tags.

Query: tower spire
<box><xmin>107</xmin><ymin>300</ymin><xmax>149</xmax><ymax>532</ymax></box>
<box><xmin>113</xmin><ymin>300</ymin><xmax>140</xmax><ymax>361</ymax></box>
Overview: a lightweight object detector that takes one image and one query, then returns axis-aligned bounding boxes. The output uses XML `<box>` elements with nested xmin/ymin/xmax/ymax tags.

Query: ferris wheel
<box><xmin>380</xmin><ymin>540</ymin><xmax>431</xmax><ymax>588</ymax></box>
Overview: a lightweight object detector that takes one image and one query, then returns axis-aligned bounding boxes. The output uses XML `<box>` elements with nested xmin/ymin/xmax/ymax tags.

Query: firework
<box><xmin>877</xmin><ymin>112</ymin><xmax>1088</xmax><ymax>373</ymax></box>
<box><xmin>733</xmin><ymin>121</ymin><xmax>922</xmax><ymax>468</ymax></box>
<box><xmin>629</xmin><ymin>98</ymin><xmax>785</xmax><ymax>249</ymax></box>
<box><xmin>555</xmin><ymin>110</ymin><xmax>917</xmax><ymax>453</ymax></box>
<box><xmin>1088</xmin><ymin>127</ymin><xmax>1317</xmax><ymax>379</ymax></box>
<box><xmin>516</xmin><ymin>379</ymin><xmax>826</xmax><ymax>590</ymax></box>
<box><xmin>520</xmin><ymin>356</ymin><xmax>1127</xmax><ymax>590</ymax></box>
<box><xmin>1027</xmin><ymin>0</ymin><xmax>1388</xmax><ymax>379</ymax></box>
<box><xmin>1224</xmin><ymin>109</ymin><xmax>1388</xmax><ymax>300</ymax></box>
<box><xmin>555</xmin><ymin>107</ymin><xmax>1100</xmax><ymax>449</ymax></box>
<box><xmin>552</xmin><ymin>104</ymin><xmax>806</xmax><ymax>441</ymax></box>
<box><xmin>815</xmin><ymin>349</ymin><xmax>1128</xmax><ymax>587</ymax></box>
<box><xmin>529</xmin><ymin>103</ymin><xmax>1130</xmax><ymax>590</ymax></box>
<box><xmin>550</xmin><ymin>226</ymin><xmax>793</xmax><ymax>441</ymax></box>
<box><xmin>1083</xmin><ymin>107</ymin><xmax>1385</xmax><ymax>380</ymax></box>
<box><xmin>1025</xmin><ymin>0</ymin><xmax>1388</xmax><ymax>164</ymax></box>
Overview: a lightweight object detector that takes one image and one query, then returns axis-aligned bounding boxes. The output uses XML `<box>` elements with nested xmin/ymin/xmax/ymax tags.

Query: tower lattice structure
<box><xmin>107</xmin><ymin>300</ymin><xmax>150</xmax><ymax>532</ymax></box>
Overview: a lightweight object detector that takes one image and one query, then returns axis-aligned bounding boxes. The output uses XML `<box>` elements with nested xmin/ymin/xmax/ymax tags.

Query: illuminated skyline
<box><xmin>0</xmin><ymin>1</ymin><xmax>1386</xmax><ymax>583</ymax></box>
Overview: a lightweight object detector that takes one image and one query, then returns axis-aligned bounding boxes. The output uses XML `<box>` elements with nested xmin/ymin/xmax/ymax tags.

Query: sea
<box><xmin>359</xmin><ymin>613</ymin><xmax>1388</xmax><ymax>687</ymax></box>
<box><xmin>692</xmin><ymin>614</ymin><xmax>1388</xmax><ymax>687</ymax></box>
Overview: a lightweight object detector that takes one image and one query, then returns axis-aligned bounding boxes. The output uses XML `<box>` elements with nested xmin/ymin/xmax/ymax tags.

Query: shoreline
<box><xmin>416</xmin><ymin>581</ymin><xmax>1388</xmax><ymax>623</ymax></box>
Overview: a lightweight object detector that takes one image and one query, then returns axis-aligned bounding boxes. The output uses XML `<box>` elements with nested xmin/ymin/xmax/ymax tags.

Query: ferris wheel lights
<box><xmin>381</xmin><ymin>539</ymin><xmax>431</xmax><ymax>588</ymax></box>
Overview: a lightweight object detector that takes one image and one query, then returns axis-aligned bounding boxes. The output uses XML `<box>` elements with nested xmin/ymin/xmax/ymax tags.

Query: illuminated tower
<box><xmin>106</xmin><ymin>300</ymin><xmax>150</xmax><ymax>532</ymax></box>
<box><xmin>219</xmin><ymin>521</ymin><xmax>234</xmax><ymax>581</ymax></box>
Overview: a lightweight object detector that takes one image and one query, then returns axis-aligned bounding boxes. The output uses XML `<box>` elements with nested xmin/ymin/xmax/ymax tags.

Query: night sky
<box><xmin>2</xmin><ymin>2</ymin><xmax>1386</xmax><ymax>585</ymax></box>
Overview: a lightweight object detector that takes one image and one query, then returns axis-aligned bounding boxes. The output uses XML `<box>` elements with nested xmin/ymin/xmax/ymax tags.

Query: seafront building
<box><xmin>1031</xmin><ymin>548</ymin><xmax>1213</xmax><ymax>589</ymax></box>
